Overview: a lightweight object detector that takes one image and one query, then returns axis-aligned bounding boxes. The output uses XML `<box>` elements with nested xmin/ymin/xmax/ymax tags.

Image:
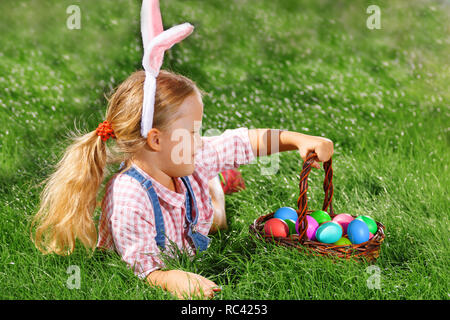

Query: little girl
<box><xmin>31</xmin><ymin>1</ymin><xmax>334</xmax><ymax>299</ymax></box>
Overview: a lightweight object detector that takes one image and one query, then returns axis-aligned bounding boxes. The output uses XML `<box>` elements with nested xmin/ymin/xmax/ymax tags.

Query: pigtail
<box><xmin>31</xmin><ymin>128</ymin><xmax>108</xmax><ymax>255</ymax></box>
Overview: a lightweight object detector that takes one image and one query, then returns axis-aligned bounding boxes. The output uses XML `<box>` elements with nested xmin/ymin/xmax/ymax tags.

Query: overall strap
<box><xmin>180</xmin><ymin>176</ymin><xmax>211</xmax><ymax>252</ymax></box>
<box><xmin>122</xmin><ymin>167</ymin><xmax>166</xmax><ymax>250</ymax></box>
<box><xmin>180</xmin><ymin>176</ymin><xmax>199</xmax><ymax>227</ymax></box>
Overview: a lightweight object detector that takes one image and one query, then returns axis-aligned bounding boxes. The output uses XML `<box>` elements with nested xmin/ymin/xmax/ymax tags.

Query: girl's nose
<box><xmin>194</xmin><ymin>133</ymin><xmax>202</xmax><ymax>149</ymax></box>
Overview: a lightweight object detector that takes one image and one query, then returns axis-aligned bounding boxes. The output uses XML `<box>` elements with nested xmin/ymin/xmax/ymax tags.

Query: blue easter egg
<box><xmin>347</xmin><ymin>219</ymin><xmax>370</xmax><ymax>244</ymax></box>
<box><xmin>273</xmin><ymin>207</ymin><xmax>298</xmax><ymax>221</ymax></box>
<box><xmin>315</xmin><ymin>222</ymin><xmax>343</xmax><ymax>244</ymax></box>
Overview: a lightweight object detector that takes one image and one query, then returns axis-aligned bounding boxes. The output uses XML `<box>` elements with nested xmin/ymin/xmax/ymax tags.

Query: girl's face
<box><xmin>160</xmin><ymin>90</ymin><xmax>204</xmax><ymax>177</ymax></box>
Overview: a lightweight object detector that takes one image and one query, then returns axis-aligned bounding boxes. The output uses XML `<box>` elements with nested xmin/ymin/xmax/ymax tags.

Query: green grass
<box><xmin>0</xmin><ymin>0</ymin><xmax>449</xmax><ymax>299</ymax></box>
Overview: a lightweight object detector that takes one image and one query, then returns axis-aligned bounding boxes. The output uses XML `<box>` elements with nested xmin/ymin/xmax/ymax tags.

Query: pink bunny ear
<box><xmin>140</xmin><ymin>0</ymin><xmax>163</xmax><ymax>47</ymax></box>
<box><xmin>143</xmin><ymin>22</ymin><xmax>194</xmax><ymax>74</ymax></box>
<box><xmin>139</xmin><ymin>0</ymin><xmax>194</xmax><ymax>138</ymax></box>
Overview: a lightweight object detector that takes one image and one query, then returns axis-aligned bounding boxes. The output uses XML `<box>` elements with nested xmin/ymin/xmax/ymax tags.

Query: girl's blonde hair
<box><xmin>31</xmin><ymin>69</ymin><xmax>203</xmax><ymax>255</ymax></box>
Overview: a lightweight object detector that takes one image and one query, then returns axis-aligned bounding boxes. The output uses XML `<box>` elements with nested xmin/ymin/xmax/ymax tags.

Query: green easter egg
<box><xmin>310</xmin><ymin>210</ymin><xmax>331</xmax><ymax>224</ymax></box>
<box><xmin>284</xmin><ymin>219</ymin><xmax>297</xmax><ymax>235</ymax></box>
<box><xmin>355</xmin><ymin>215</ymin><xmax>378</xmax><ymax>234</ymax></box>
<box><xmin>334</xmin><ymin>237</ymin><xmax>352</xmax><ymax>246</ymax></box>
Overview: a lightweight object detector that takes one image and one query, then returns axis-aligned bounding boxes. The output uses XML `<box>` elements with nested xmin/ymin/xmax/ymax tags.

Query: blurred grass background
<box><xmin>0</xmin><ymin>0</ymin><xmax>448</xmax><ymax>299</ymax></box>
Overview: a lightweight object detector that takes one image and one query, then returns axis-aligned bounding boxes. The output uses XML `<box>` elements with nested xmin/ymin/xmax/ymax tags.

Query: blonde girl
<box><xmin>31</xmin><ymin>1</ymin><xmax>334</xmax><ymax>299</ymax></box>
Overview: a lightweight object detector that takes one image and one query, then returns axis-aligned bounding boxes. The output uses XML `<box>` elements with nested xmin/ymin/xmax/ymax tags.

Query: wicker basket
<box><xmin>249</xmin><ymin>152</ymin><xmax>386</xmax><ymax>262</ymax></box>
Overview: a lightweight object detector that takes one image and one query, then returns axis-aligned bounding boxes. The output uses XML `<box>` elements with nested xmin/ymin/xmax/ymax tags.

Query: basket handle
<box><xmin>295</xmin><ymin>152</ymin><xmax>334</xmax><ymax>241</ymax></box>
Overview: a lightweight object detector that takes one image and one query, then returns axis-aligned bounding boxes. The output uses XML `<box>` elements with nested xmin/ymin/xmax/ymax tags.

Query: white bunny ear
<box><xmin>139</xmin><ymin>0</ymin><xmax>194</xmax><ymax>138</ymax></box>
<box><xmin>141</xmin><ymin>0</ymin><xmax>163</xmax><ymax>52</ymax></box>
<box><xmin>143</xmin><ymin>22</ymin><xmax>194</xmax><ymax>74</ymax></box>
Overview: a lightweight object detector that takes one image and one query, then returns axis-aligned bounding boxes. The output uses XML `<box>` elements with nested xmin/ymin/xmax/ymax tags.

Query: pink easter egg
<box><xmin>369</xmin><ymin>232</ymin><xmax>374</xmax><ymax>240</ymax></box>
<box><xmin>296</xmin><ymin>215</ymin><xmax>319</xmax><ymax>240</ymax></box>
<box><xmin>332</xmin><ymin>213</ymin><xmax>354</xmax><ymax>235</ymax></box>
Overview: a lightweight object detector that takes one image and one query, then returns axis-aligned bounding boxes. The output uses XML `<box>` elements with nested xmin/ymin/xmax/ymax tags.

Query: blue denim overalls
<box><xmin>119</xmin><ymin>162</ymin><xmax>211</xmax><ymax>252</ymax></box>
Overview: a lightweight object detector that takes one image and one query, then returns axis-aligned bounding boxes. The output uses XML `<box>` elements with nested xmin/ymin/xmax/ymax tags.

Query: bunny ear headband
<box><xmin>140</xmin><ymin>0</ymin><xmax>194</xmax><ymax>138</ymax></box>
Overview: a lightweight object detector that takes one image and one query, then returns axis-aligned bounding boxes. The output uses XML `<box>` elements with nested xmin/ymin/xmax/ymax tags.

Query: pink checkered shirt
<box><xmin>96</xmin><ymin>127</ymin><xmax>255</xmax><ymax>279</ymax></box>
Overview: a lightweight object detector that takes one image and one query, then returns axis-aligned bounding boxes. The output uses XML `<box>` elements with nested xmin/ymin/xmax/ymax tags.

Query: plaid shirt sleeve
<box><xmin>109</xmin><ymin>201</ymin><xmax>163</xmax><ymax>280</ymax></box>
<box><xmin>196</xmin><ymin>127</ymin><xmax>256</xmax><ymax>181</ymax></box>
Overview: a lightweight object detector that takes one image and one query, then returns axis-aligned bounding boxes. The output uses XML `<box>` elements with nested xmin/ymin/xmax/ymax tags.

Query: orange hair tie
<box><xmin>96</xmin><ymin>120</ymin><xmax>116</xmax><ymax>141</ymax></box>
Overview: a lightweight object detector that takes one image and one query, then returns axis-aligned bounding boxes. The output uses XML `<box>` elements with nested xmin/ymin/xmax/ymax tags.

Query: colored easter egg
<box><xmin>347</xmin><ymin>219</ymin><xmax>370</xmax><ymax>244</ymax></box>
<box><xmin>334</xmin><ymin>237</ymin><xmax>352</xmax><ymax>246</ymax></box>
<box><xmin>284</xmin><ymin>219</ymin><xmax>297</xmax><ymax>235</ymax></box>
<box><xmin>273</xmin><ymin>207</ymin><xmax>298</xmax><ymax>221</ymax></box>
<box><xmin>369</xmin><ymin>232</ymin><xmax>374</xmax><ymax>240</ymax></box>
<box><xmin>310</xmin><ymin>210</ymin><xmax>331</xmax><ymax>224</ymax></box>
<box><xmin>296</xmin><ymin>215</ymin><xmax>320</xmax><ymax>240</ymax></box>
<box><xmin>315</xmin><ymin>222</ymin><xmax>343</xmax><ymax>244</ymax></box>
<box><xmin>355</xmin><ymin>215</ymin><xmax>378</xmax><ymax>234</ymax></box>
<box><xmin>332</xmin><ymin>213</ymin><xmax>354</xmax><ymax>234</ymax></box>
<box><xmin>264</xmin><ymin>218</ymin><xmax>289</xmax><ymax>237</ymax></box>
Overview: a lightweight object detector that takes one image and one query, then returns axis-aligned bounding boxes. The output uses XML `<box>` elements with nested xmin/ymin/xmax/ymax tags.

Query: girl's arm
<box><xmin>248</xmin><ymin>129</ymin><xmax>334</xmax><ymax>169</ymax></box>
<box><xmin>147</xmin><ymin>269</ymin><xmax>220</xmax><ymax>299</ymax></box>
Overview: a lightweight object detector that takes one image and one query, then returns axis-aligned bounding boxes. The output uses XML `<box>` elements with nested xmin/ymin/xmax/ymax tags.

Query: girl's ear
<box><xmin>145</xmin><ymin>128</ymin><xmax>162</xmax><ymax>151</ymax></box>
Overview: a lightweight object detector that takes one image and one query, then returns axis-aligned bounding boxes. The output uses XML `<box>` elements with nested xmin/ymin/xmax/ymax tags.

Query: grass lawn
<box><xmin>0</xmin><ymin>0</ymin><xmax>448</xmax><ymax>299</ymax></box>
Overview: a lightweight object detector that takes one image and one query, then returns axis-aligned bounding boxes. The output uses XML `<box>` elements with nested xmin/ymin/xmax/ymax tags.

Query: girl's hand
<box><xmin>296</xmin><ymin>135</ymin><xmax>334</xmax><ymax>169</ymax></box>
<box><xmin>147</xmin><ymin>269</ymin><xmax>221</xmax><ymax>299</ymax></box>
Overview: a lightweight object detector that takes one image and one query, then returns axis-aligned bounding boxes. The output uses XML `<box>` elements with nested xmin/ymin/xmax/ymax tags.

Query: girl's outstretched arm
<box><xmin>248</xmin><ymin>129</ymin><xmax>334</xmax><ymax>169</ymax></box>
